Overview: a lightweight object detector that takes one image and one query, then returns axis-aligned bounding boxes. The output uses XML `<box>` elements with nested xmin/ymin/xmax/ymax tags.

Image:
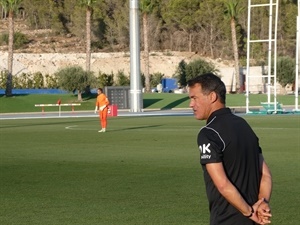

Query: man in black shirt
<box><xmin>188</xmin><ymin>73</ymin><xmax>272</xmax><ymax>225</ymax></box>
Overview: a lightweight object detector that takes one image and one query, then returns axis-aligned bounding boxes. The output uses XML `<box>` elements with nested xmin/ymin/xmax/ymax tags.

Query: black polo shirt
<box><xmin>197</xmin><ymin>108</ymin><xmax>262</xmax><ymax>225</ymax></box>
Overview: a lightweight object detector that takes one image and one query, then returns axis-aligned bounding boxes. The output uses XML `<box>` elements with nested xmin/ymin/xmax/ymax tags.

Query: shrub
<box><xmin>56</xmin><ymin>66</ymin><xmax>96</xmax><ymax>92</ymax></box>
<box><xmin>0</xmin><ymin>71</ymin><xmax>8</xmax><ymax>89</ymax></box>
<box><xmin>97</xmin><ymin>71</ymin><xmax>114</xmax><ymax>87</ymax></box>
<box><xmin>33</xmin><ymin>72</ymin><xmax>44</xmax><ymax>88</ymax></box>
<box><xmin>175</xmin><ymin>59</ymin><xmax>219</xmax><ymax>86</ymax></box>
<box><xmin>0</xmin><ymin>32</ymin><xmax>29</xmax><ymax>49</ymax></box>
<box><xmin>276</xmin><ymin>56</ymin><xmax>295</xmax><ymax>87</ymax></box>
<box><xmin>0</xmin><ymin>34</ymin><xmax>7</xmax><ymax>46</ymax></box>
<box><xmin>17</xmin><ymin>73</ymin><xmax>32</xmax><ymax>88</ymax></box>
<box><xmin>185</xmin><ymin>59</ymin><xmax>219</xmax><ymax>81</ymax></box>
<box><xmin>142</xmin><ymin>72</ymin><xmax>164</xmax><ymax>89</ymax></box>
<box><xmin>151</xmin><ymin>72</ymin><xmax>164</xmax><ymax>87</ymax></box>
<box><xmin>14</xmin><ymin>32</ymin><xmax>29</xmax><ymax>49</ymax></box>
<box><xmin>55</xmin><ymin>66</ymin><xmax>97</xmax><ymax>101</ymax></box>
<box><xmin>115</xmin><ymin>70</ymin><xmax>130</xmax><ymax>86</ymax></box>
<box><xmin>174</xmin><ymin>60</ymin><xmax>187</xmax><ymax>87</ymax></box>
<box><xmin>45</xmin><ymin>74</ymin><xmax>59</xmax><ymax>88</ymax></box>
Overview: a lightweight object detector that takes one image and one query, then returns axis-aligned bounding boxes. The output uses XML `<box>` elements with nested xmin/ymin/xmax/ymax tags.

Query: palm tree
<box><xmin>224</xmin><ymin>0</ymin><xmax>244</xmax><ymax>93</ymax></box>
<box><xmin>79</xmin><ymin>0</ymin><xmax>98</xmax><ymax>95</ymax></box>
<box><xmin>79</xmin><ymin>0</ymin><xmax>97</xmax><ymax>72</ymax></box>
<box><xmin>140</xmin><ymin>0</ymin><xmax>157</xmax><ymax>93</ymax></box>
<box><xmin>0</xmin><ymin>0</ymin><xmax>23</xmax><ymax>97</ymax></box>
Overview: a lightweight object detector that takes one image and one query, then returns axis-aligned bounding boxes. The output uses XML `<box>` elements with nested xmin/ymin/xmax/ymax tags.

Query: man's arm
<box><xmin>258</xmin><ymin>154</ymin><xmax>272</xmax><ymax>202</ymax></box>
<box><xmin>257</xmin><ymin>154</ymin><xmax>272</xmax><ymax>222</ymax></box>
<box><xmin>206</xmin><ymin>162</ymin><xmax>268</xmax><ymax>224</ymax></box>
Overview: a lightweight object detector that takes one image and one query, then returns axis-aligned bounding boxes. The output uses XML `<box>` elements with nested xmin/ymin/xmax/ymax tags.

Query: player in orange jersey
<box><xmin>94</xmin><ymin>88</ymin><xmax>110</xmax><ymax>132</ymax></box>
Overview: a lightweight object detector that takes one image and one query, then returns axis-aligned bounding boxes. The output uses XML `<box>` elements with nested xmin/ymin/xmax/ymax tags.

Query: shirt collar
<box><xmin>207</xmin><ymin>108</ymin><xmax>231</xmax><ymax>124</ymax></box>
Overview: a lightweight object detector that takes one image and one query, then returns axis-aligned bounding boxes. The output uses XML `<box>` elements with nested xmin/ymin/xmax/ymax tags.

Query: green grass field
<box><xmin>0</xmin><ymin>93</ymin><xmax>298</xmax><ymax>113</ymax></box>
<box><xmin>0</xmin><ymin>115</ymin><xmax>299</xmax><ymax>224</ymax></box>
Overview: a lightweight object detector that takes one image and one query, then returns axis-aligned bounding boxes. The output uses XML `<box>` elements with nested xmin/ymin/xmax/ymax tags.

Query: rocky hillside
<box><xmin>0</xmin><ymin>19</ymin><xmax>86</xmax><ymax>53</ymax></box>
<box><xmin>0</xmin><ymin>19</ymin><xmax>232</xmax><ymax>78</ymax></box>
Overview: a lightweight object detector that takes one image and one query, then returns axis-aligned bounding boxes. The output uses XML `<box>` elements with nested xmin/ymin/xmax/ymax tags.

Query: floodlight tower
<box><xmin>130</xmin><ymin>0</ymin><xmax>143</xmax><ymax>112</ymax></box>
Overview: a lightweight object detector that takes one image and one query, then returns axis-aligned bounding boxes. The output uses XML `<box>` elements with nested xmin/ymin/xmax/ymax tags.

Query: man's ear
<box><xmin>209</xmin><ymin>91</ymin><xmax>218</xmax><ymax>103</ymax></box>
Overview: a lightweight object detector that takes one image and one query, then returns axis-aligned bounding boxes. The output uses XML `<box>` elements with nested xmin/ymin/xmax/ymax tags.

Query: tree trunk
<box><xmin>77</xmin><ymin>90</ymin><xmax>82</xmax><ymax>101</ymax></box>
<box><xmin>189</xmin><ymin>32</ymin><xmax>192</xmax><ymax>52</ymax></box>
<box><xmin>5</xmin><ymin>9</ymin><xmax>14</xmax><ymax>97</ymax></box>
<box><xmin>143</xmin><ymin>13</ymin><xmax>150</xmax><ymax>93</ymax></box>
<box><xmin>86</xmin><ymin>7</ymin><xmax>91</xmax><ymax>72</ymax></box>
<box><xmin>230</xmin><ymin>18</ymin><xmax>241</xmax><ymax>93</ymax></box>
<box><xmin>85</xmin><ymin>7</ymin><xmax>92</xmax><ymax>95</ymax></box>
<box><xmin>209</xmin><ymin>24</ymin><xmax>214</xmax><ymax>58</ymax></box>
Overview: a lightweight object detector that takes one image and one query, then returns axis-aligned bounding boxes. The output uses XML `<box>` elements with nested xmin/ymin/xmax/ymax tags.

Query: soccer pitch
<box><xmin>0</xmin><ymin>115</ymin><xmax>299</xmax><ymax>225</ymax></box>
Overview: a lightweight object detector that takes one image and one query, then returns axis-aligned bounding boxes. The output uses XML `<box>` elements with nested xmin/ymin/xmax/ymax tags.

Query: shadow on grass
<box><xmin>143</xmin><ymin>98</ymin><xmax>162</xmax><ymax>108</ymax></box>
<box><xmin>82</xmin><ymin>93</ymin><xmax>97</xmax><ymax>101</ymax></box>
<box><xmin>0</xmin><ymin>118</ymin><xmax>96</xmax><ymax>129</ymax></box>
<box><xmin>161</xmin><ymin>96</ymin><xmax>189</xmax><ymax>110</ymax></box>
<box><xmin>143</xmin><ymin>96</ymin><xmax>189</xmax><ymax>109</ymax></box>
<box><xmin>108</xmin><ymin>124</ymin><xmax>162</xmax><ymax>132</ymax></box>
<box><xmin>0</xmin><ymin>94</ymin><xmax>30</xmax><ymax>97</ymax></box>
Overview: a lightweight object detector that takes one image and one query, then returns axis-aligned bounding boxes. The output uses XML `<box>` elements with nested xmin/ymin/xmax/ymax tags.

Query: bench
<box><xmin>260</xmin><ymin>102</ymin><xmax>284</xmax><ymax>114</ymax></box>
<box><xmin>35</xmin><ymin>103</ymin><xmax>81</xmax><ymax>116</ymax></box>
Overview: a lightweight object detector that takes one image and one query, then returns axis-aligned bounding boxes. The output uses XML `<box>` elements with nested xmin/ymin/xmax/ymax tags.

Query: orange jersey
<box><xmin>96</xmin><ymin>93</ymin><xmax>109</xmax><ymax>108</ymax></box>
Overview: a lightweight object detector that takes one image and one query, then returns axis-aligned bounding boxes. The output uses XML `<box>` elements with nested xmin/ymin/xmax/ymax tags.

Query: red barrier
<box><xmin>108</xmin><ymin>104</ymin><xmax>118</xmax><ymax>117</ymax></box>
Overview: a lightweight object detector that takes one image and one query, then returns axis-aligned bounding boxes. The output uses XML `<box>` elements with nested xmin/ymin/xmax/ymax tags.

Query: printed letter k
<box><xmin>202</xmin><ymin>143</ymin><xmax>211</xmax><ymax>154</ymax></box>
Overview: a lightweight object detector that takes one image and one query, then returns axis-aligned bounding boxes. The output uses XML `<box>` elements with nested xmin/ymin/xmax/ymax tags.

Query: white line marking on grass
<box><xmin>65</xmin><ymin>125</ymin><xmax>78</xmax><ymax>129</ymax></box>
<box><xmin>65</xmin><ymin>125</ymin><xmax>98</xmax><ymax>131</ymax></box>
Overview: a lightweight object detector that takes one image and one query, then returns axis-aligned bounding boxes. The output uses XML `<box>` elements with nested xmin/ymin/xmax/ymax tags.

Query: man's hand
<box><xmin>257</xmin><ymin>199</ymin><xmax>272</xmax><ymax>224</ymax></box>
<box><xmin>250</xmin><ymin>198</ymin><xmax>272</xmax><ymax>225</ymax></box>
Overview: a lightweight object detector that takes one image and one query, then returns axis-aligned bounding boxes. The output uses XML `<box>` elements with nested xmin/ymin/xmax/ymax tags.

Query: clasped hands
<box><xmin>250</xmin><ymin>198</ymin><xmax>272</xmax><ymax>224</ymax></box>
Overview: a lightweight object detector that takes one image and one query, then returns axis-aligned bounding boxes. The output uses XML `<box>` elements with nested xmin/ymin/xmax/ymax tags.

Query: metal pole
<box><xmin>267</xmin><ymin>0</ymin><xmax>273</xmax><ymax>104</ymax></box>
<box><xmin>246</xmin><ymin>0</ymin><xmax>251</xmax><ymax>113</ymax></box>
<box><xmin>295</xmin><ymin>0</ymin><xmax>300</xmax><ymax>111</ymax></box>
<box><xmin>129</xmin><ymin>0</ymin><xmax>143</xmax><ymax>112</ymax></box>
<box><xmin>273</xmin><ymin>0</ymin><xmax>279</xmax><ymax>112</ymax></box>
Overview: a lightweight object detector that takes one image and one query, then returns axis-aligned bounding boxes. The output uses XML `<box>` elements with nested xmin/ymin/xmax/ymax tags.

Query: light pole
<box><xmin>129</xmin><ymin>0</ymin><xmax>143</xmax><ymax>112</ymax></box>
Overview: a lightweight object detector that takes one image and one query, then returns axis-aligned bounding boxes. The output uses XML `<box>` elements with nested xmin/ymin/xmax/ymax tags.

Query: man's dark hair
<box><xmin>187</xmin><ymin>73</ymin><xmax>226</xmax><ymax>104</ymax></box>
<box><xmin>98</xmin><ymin>88</ymin><xmax>103</xmax><ymax>92</ymax></box>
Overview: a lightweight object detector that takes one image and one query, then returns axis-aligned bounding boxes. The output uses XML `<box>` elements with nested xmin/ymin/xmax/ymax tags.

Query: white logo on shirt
<box><xmin>199</xmin><ymin>143</ymin><xmax>211</xmax><ymax>154</ymax></box>
<box><xmin>199</xmin><ymin>143</ymin><xmax>211</xmax><ymax>159</ymax></box>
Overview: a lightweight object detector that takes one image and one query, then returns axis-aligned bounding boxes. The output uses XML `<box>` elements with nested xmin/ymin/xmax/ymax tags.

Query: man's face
<box><xmin>188</xmin><ymin>83</ymin><xmax>212</xmax><ymax>120</ymax></box>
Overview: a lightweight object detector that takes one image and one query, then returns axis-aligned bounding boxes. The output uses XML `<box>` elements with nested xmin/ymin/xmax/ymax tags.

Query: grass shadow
<box><xmin>82</xmin><ymin>93</ymin><xmax>97</xmax><ymax>101</ymax></box>
<box><xmin>161</xmin><ymin>96</ymin><xmax>189</xmax><ymax>110</ymax></box>
<box><xmin>108</xmin><ymin>124</ymin><xmax>162</xmax><ymax>132</ymax></box>
<box><xmin>0</xmin><ymin>94</ymin><xmax>30</xmax><ymax>97</ymax></box>
<box><xmin>143</xmin><ymin>98</ymin><xmax>162</xmax><ymax>108</ymax></box>
<box><xmin>0</xmin><ymin>118</ymin><xmax>96</xmax><ymax>129</ymax></box>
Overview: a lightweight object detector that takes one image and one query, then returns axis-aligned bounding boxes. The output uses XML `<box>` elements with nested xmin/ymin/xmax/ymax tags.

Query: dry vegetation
<box><xmin>0</xmin><ymin>20</ymin><xmax>86</xmax><ymax>53</ymax></box>
<box><xmin>0</xmin><ymin>20</ymin><xmax>232</xmax><ymax>76</ymax></box>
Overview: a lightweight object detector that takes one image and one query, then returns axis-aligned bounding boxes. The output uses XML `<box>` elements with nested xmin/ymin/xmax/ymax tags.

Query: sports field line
<box><xmin>64</xmin><ymin>124</ymin><xmax>199</xmax><ymax>132</ymax></box>
<box><xmin>65</xmin><ymin>125</ymin><xmax>99</xmax><ymax>131</ymax></box>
